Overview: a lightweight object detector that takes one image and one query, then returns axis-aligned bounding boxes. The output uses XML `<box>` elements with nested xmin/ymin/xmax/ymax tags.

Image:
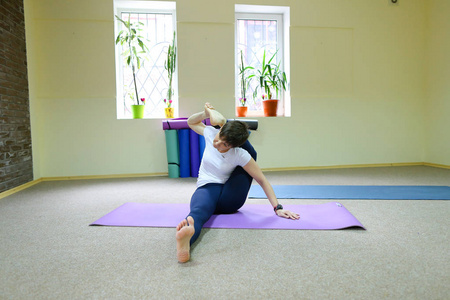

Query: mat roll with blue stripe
<box><xmin>177</xmin><ymin>129</ymin><xmax>191</xmax><ymax>177</ymax></box>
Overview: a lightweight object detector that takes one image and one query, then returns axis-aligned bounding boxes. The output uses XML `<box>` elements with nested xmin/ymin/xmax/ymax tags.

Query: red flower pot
<box><xmin>236</xmin><ymin>106</ymin><xmax>248</xmax><ymax>117</ymax></box>
<box><xmin>262</xmin><ymin>99</ymin><xmax>279</xmax><ymax>117</ymax></box>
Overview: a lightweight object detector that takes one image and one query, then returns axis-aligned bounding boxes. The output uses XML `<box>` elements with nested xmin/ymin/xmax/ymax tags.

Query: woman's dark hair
<box><xmin>219</xmin><ymin>121</ymin><xmax>249</xmax><ymax>148</ymax></box>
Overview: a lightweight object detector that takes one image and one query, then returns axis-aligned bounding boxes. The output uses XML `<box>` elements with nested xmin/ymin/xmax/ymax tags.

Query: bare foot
<box><xmin>176</xmin><ymin>216</ymin><xmax>195</xmax><ymax>263</ymax></box>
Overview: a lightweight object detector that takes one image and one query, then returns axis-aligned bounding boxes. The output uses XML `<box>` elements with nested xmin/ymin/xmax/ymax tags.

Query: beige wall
<box><xmin>425</xmin><ymin>0</ymin><xmax>450</xmax><ymax>166</ymax></box>
<box><xmin>24</xmin><ymin>0</ymin><xmax>446</xmax><ymax>179</ymax></box>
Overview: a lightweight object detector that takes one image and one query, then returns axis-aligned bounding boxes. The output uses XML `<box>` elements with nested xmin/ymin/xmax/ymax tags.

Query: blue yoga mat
<box><xmin>178</xmin><ymin>129</ymin><xmax>190</xmax><ymax>178</ymax></box>
<box><xmin>248</xmin><ymin>185</ymin><xmax>450</xmax><ymax>200</ymax></box>
<box><xmin>199</xmin><ymin>135</ymin><xmax>205</xmax><ymax>161</ymax></box>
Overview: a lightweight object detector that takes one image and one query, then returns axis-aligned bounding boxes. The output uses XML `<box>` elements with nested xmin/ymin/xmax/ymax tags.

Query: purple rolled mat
<box><xmin>189</xmin><ymin>130</ymin><xmax>200</xmax><ymax>177</ymax></box>
<box><xmin>90</xmin><ymin>202</ymin><xmax>365</xmax><ymax>230</ymax></box>
<box><xmin>161</xmin><ymin>118</ymin><xmax>258</xmax><ymax>130</ymax></box>
<box><xmin>162</xmin><ymin>118</ymin><xmax>211</xmax><ymax>130</ymax></box>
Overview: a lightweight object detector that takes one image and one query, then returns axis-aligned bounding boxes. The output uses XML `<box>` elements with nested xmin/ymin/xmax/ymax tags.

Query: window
<box><xmin>235</xmin><ymin>5</ymin><xmax>290</xmax><ymax>117</ymax></box>
<box><xmin>114</xmin><ymin>1</ymin><xmax>177</xmax><ymax>119</ymax></box>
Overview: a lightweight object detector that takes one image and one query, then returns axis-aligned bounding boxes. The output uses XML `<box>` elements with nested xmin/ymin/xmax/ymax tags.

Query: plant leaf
<box><xmin>137</xmin><ymin>39</ymin><xmax>144</xmax><ymax>50</ymax></box>
<box><xmin>115</xmin><ymin>15</ymin><xmax>128</xmax><ymax>27</ymax></box>
<box><xmin>136</xmin><ymin>57</ymin><xmax>141</xmax><ymax>69</ymax></box>
<box><xmin>115</xmin><ymin>34</ymin><xmax>122</xmax><ymax>45</ymax></box>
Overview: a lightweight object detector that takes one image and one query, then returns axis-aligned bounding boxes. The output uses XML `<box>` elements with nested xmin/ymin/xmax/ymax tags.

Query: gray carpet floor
<box><xmin>1</xmin><ymin>166</ymin><xmax>449</xmax><ymax>299</ymax></box>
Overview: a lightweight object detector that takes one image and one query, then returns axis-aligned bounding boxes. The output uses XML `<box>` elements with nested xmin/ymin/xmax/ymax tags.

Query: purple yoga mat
<box><xmin>189</xmin><ymin>130</ymin><xmax>200</xmax><ymax>177</ymax></box>
<box><xmin>162</xmin><ymin>118</ymin><xmax>211</xmax><ymax>130</ymax></box>
<box><xmin>90</xmin><ymin>202</ymin><xmax>365</xmax><ymax>230</ymax></box>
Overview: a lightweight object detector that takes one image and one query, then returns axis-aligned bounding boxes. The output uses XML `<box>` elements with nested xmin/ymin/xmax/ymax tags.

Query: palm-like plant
<box><xmin>238</xmin><ymin>50</ymin><xmax>254</xmax><ymax>106</ymax></box>
<box><xmin>164</xmin><ymin>31</ymin><xmax>177</xmax><ymax>102</ymax></box>
<box><xmin>253</xmin><ymin>49</ymin><xmax>287</xmax><ymax>100</ymax></box>
<box><xmin>115</xmin><ymin>15</ymin><xmax>149</xmax><ymax>105</ymax></box>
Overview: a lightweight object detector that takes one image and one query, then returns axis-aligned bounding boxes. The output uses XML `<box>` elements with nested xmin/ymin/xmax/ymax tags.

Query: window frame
<box><xmin>235</xmin><ymin>5</ymin><xmax>291</xmax><ymax>117</ymax></box>
<box><xmin>114</xmin><ymin>1</ymin><xmax>178</xmax><ymax>119</ymax></box>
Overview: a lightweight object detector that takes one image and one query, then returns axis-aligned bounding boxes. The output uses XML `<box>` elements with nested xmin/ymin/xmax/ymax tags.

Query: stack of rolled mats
<box><xmin>162</xmin><ymin>118</ymin><xmax>258</xmax><ymax>178</ymax></box>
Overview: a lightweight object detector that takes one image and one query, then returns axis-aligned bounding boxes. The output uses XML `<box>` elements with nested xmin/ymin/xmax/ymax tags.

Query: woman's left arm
<box><xmin>243</xmin><ymin>159</ymin><xmax>300</xmax><ymax>220</ymax></box>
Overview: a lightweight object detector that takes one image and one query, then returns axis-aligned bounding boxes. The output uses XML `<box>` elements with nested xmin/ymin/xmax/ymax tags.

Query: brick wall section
<box><xmin>0</xmin><ymin>0</ymin><xmax>33</xmax><ymax>193</ymax></box>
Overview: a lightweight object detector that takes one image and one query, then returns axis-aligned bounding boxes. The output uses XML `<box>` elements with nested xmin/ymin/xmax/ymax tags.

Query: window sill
<box><xmin>235</xmin><ymin>110</ymin><xmax>285</xmax><ymax>118</ymax></box>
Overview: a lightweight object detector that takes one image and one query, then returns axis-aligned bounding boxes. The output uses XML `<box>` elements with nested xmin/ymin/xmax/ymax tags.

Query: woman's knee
<box><xmin>216</xmin><ymin>173</ymin><xmax>251</xmax><ymax>213</ymax></box>
<box><xmin>241</xmin><ymin>140</ymin><xmax>257</xmax><ymax>161</ymax></box>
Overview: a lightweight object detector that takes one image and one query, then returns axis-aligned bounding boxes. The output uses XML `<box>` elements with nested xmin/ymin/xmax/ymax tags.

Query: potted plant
<box><xmin>237</xmin><ymin>50</ymin><xmax>253</xmax><ymax>117</ymax></box>
<box><xmin>115</xmin><ymin>15</ymin><xmax>149</xmax><ymax>119</ymax></box>
<box><xmin>253</xmin><ymin>49</ymin><xmax>287</xmax><ymax>117</ymax></box>
<box><xmin>163</xmin><ymin>98</ymin><xmax>174</xmax><ymax>118</ymax></box>
<box><xmin>164</xmin><ymin>31</ymin><xmax>176</xmax><ymax>118</ymax></box>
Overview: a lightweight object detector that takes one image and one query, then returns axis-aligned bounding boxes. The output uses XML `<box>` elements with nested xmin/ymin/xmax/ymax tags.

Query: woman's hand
<box><xmin>276</xmin><ymin>209</ymin><xmax>300</xmax><ymax>220</ymax></box>
<box><xmin>204</xmin><ymin>102</ymin><xmax>212</xmax><ymax>117</ymax></box>
<box><xmin>204</xmin><ymin>102</ymin><xmax>214</xmax><ymax>110</ymax></box>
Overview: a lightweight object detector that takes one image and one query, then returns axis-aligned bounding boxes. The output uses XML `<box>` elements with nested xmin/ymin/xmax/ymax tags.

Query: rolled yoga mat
<box><xmin>227</xmin><ymin>119</ymin><xmax>258</xmax><ymax>130</ymax></box>
<box><xmin>90</xmin><ymin>202</ymin><xmax>365</xmax><ymax>230</ymax></box>
<box><xmin>177</xmin><ymin>129</ymin><xmax>190</xmax><ymax>177</ymax></box>
<box><xmin>189</xmin><ymin>130</ymin><xmax>200</xmax><ymax>177</ymax></box>
<box><xmin>164</xmin><ymin>130</ymin><xmax>180</xmax><ymax>178</ymax></box>
<box><xmin>248</xmin><ymin>185</ymin><xmax>450</xmax><ymax>200</ymax></box>
<box><xmin>162</xmin><ymin>118</ymin><xmax>258</xmax><ymax>130</ymax></box>
<box><xmin>199</xmin><ymin>135</ymin><xmax>205</xmax><ymax>161</ymax></box>
<box><xmin>162</xmin><ymin>118</ymin><xmax>188</xmax><ymax>130</ymax></box>
<box><xmin>162</xmin><ymin>118</ymin><xmax>211</xmax><ymax>130</ymax></box>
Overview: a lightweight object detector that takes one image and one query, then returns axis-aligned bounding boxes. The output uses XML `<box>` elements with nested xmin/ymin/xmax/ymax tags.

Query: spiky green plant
<box><xmin>164</xmin><ymin>31</ymin><xmax>177</xmax><ymax>101</ymax></box>
<box><xmin>253</xmin><ymin>49</ymin><xmax>287</xmax><ymax>100</ymax></box>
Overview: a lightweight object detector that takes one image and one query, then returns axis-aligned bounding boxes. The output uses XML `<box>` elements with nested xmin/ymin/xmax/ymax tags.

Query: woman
<box><xmin>176</xmin><ymin>103</ymin><xmax>299</xmax><ymax>262</ymax></box>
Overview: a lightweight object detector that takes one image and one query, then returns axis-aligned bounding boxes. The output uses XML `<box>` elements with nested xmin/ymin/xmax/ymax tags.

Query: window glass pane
<box><xmin>117</xmin><ymin>12</ymin><xmax>176</xmax><ymax>119</ymax></box>
<box><xmin>236</xmin><ymin>18</ymin><xmax>280</xmax><ymax>114</ymax></box>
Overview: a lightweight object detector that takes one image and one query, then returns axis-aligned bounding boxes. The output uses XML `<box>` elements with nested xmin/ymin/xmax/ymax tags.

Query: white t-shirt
<box><xmin>197</xmin><ymin>126</ymin><xmax>252</xmax><ymax>187</ymax></box>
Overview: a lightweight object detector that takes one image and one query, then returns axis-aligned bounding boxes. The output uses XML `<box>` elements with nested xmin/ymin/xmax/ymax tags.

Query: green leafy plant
<box><xmin>164</xmin><ymin>31</ymin><xmax>177</xmax><ymax>102</ymax></box>
<box><xmin>253</xmin><ymin>49</ymin><xmax>287</xmax><ymax>100</ymax></box>
<box><xmin>238</xmin><ymin>50</ymin><xmax>254</xmax><ymax>107</ymax></box>
<box><xmin>115</xmin><ymin>15</ymin><xmax>149</xmax><ymax>105</ymax></box>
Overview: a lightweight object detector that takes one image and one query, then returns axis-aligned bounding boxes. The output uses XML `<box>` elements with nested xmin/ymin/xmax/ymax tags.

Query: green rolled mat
<box><xmin>167</xmin><ymin>164</ymin><xmax>180</xmax><ymax>178</ymax></box>
<box><xmin>164</xmin><ymin>130</ymin><xmax>180</xmax><ymax>178</ymax></box>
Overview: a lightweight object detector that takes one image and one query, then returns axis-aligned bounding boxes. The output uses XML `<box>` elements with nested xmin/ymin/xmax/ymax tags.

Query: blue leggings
<box><xmin>188</xmin><ymin>140</ymin><xmax>257</xmax><ymax>245</ymax></box>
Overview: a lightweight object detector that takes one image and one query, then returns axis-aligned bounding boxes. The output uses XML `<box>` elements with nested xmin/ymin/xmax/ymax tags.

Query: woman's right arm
<box><xmin>187</xmin><ymin>110</ymin><xmax>207</xmax><ymax>135</ymax></box>
<box><xmin>187</xmin><ymin>103</ymin><xmax>226</xmax><ymax>135</ymax></box>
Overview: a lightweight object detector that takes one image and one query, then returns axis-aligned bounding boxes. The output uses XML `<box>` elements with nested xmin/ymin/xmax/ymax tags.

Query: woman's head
<box><xmin>216</xmin><ymin>121</ymin><xmax>249</xmax><ymax>149</ymax></box>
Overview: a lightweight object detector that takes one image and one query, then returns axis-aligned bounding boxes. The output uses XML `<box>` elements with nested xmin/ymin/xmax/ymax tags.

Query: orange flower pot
<box><xmin>262</xmin><ymin>99</ymin><xmax>279</xmax><ymax>117</ymax></box>
<box><xmin>236</xmin><ymin>106</ymin><xmax>248</xmax><ymax>117</ymax></box>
